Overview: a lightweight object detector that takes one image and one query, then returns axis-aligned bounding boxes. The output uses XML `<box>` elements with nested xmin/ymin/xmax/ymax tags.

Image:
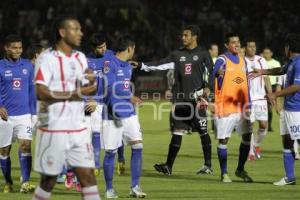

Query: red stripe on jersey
<box><xmin>57</xmin><ymin>56</ymin><xmax>66</xmax><ymax>116</ymax></box>
<box><xmin>257</xmin><ymin>58</ymin><xmax>263</xmax><ymax>87</ymax></box>
<box><xmin>38</xmin><ymin>127</ymin><xmax>87</xmax><ymax>133</ymax></box>
<box><xmin>36</xmin><ymin>67</ymin><xmax>45</xmax><ymax>82</ymax></box>
<box><xmin>75</xmin><ymin>53</ymin><xmax>84</xmax><ymax>70</ymax></box>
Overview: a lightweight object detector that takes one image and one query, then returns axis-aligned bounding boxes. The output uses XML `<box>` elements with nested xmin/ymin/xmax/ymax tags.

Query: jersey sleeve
<box><xmin>213</xmin><ymin>56</ymin><xmax>226</xmax><ymax>76</ymax></box>
<box><xmin>293</xmin><ymin>61</ymin><xmax>300</xmax><ymax>85</ymax></box>
<box><xmin>35</xmin><ymin>54</ymin><xmax>53</xmax><ymax>87</ymax></box>
<box><xmin>141</xmin><ymin>52</ymin><xmax>175</xmax><ymax>72</ymax></box>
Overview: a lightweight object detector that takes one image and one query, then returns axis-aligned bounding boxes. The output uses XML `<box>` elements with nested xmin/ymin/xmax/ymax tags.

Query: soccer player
<box><xmin>262</xmin><ymin>47</ymin><xmax>281</xmax><ymax>132</ymax></box>
<box><xmin>253</xmin><ymin>33</ymin><xmax>300</xmax><ymax>186</ymax></box>
<box><xmin>244</xmin><ymin>38</ymin><xmax>272</xmax><ymax>160</ymax></box>
<box><xmin>0</xmin><ymin>35</ymin><xmax>36</xmax><ymax>193</ymax></box>
<box><xmin>134</xmin><ymin>25</ymin><xmax>214</xmax><ymax>175</ymax></box>
<box><xmin>102</xmin><ymin>35</ymin><xmax>146</xmax><ymax>198</ymax></box>
<box><xmin>213</xmin><ymin>33</ymin><xmax>253</xmax><ymax>183</ymax></box>
<box><xmin>209</xmin><ymin>43</ymin><xmax>219</xmax><ymax>64</ymax></box>
<box><xmin>32</xmin><ymin>16</ymin><xmax>100</xmax><ymax>200</ymax></box>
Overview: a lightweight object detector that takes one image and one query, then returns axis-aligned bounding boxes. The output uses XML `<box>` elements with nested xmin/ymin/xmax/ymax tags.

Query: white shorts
<box><xmin>250</xmin><ymin>100</ymin><xmax>268</xmax><ymax>122</ymax></box>
<box><xmin>279</xmin><ymin>110</ymin><xmax>300</xmax><ymax>140</ymax></box>
<box><xmin>34</xmin><ymin>129</ymin><xmax>95</xmax><ymax>175</ymax></box>
<box><xmin>102</xmin><ymin>115</ymin><xmax>142</xmax><ymax>150</ymax></box>
<box><xmin>215</xmin><ymin>113</ymin><xmax>251</xmax><ymax>139</ymax></box>
<box><xmin>91</xmin><ymin>104</ymin><xmax>103</xmax><ymax>132</ymax></box>
<box><xmin>0</xmin><ymin>114</ymin><xmax>32</xmax><ymax>148</ymax></box>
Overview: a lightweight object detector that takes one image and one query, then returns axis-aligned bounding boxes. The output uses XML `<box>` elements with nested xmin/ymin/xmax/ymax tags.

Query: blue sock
<box><xmin>0</xmin><ymin>156</ymin><xmax>13</xmax><ymax>184</ymax></box>
<box><xmin>283</xmin><ymin>150</ymin><xmax>295</xmax><ymax>181</ymax></box>
<box><xmin>103</xmin><ymin>151</ymin><xmax>116</xmax><ymax>190</ymax></box>
<box><xmin>18</xmin><ymin>150</ymin><xmax>32</xmax><ymax>183</ymax></box>
<box><xmin>118</xmin><ymin>143</ymin><xmax>125</xmax><ymax>162</ymax></box>
<box><xmin>131</xmin><ymin>147</ymin><xmax>142</xmax><ymax>188</ymax></box>
<box><xmin>92</xmin><ymin>131</ymin><xmax>101</xmax><ymax>169</ymax></box>
<box><xmin>217</xmin><ymin>145</ymin><xmax>227</xmax><ymax>175</ymax></box>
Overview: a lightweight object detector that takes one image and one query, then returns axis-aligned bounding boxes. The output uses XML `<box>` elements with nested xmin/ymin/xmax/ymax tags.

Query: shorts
<box><xmin>250</xmin><ymin>100</ymin><xmax>268</xmax><ymax>122</ymax></box>
<box><xmin>215</xmin><ymin>113</ymin><xmax>251</xmax><ymax>139</ymax></box>
<box><xmin>102</xmin><ymin>115</ymin><xmax>142</xmax><ymax>150</ymax></box>
<box><xmin>279</xmin><ymin>110</ymin><xmax>300</xmax><ymax>140</ymax></box>
<box><xmin>34</xmin><ymin>128</ymin><xmax>95</xmax><ymax>175</ymax></box>
<box><xmin>90</xmin><ymin>104</ymin><xmax>103</xmax><ymax>132</ymax></box>
<box><xmin>0</xmin><ymin>114</ymin><xmax>32</xmax><ymax>148</ymax></box>
<box><xmin>171</xmin><ymin>102</ymin><xmax>207</xmax><ymax>134</ymax></box>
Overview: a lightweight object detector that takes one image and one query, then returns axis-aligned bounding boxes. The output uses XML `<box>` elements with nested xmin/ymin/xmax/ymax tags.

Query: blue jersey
<box><xmin>87</xmin><ymin>50</ymin><xmax>114</xmax><ymax>103</ymax></box>
<box><xmin>0</xmin><ymin>58</ymin><xmax>36</xmax><ymax>116</ymax></box>
<box><xmin>102</xmin><ymin>54</ymin><xmax>134</xmax><ymax>119</ymax></box>
<box><xmin>284</xmin><ymin>55</ymin><xmax>300</xmax><ymax>111</ymax></box>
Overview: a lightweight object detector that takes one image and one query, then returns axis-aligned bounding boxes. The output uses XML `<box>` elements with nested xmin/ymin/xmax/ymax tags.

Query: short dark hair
<box><xmin>114</xmin><ymin>35</ymin><xmax>135</xmax><ymax>52</ymax></box>
<box><xmin>24</xmin><ymin>44</ymin><xmax>44</xmax><ymax>60</ymax></box>
<box><xmin>183</xmin><ymin>25</ymin><xmax>200</xmax><ymax>37</ymax></box>
<box><xmin>243</xmin><ymin>37</ymin><xmax>256</xmax><ymax>47</ymax></box>
<box><xmin>51</xmin><ymin>15</ymin><xmax>78</xmax><ymax>45</ymax></box>
<box><xmin>285</xmin><ymin>33</ymin><xmax>300</xmax><ymax>53</ymax></box>
<box><xmin>209</xmin><ymin>43</ymin><xmax>218</xmax><ymax>49</ymax></box>
<box><xmin>4</xmin><ymin>34</ymin><xmax>22</xmax><ymax>46</ymax></box>
<box><xmin>90</xmin><ymin>32</ymin><xmax>107</xmax><ymax>48</ymax></box>
<box><xmin>224</xmin><ymin>32</ymin><xmax>239</xmax><ymax>44</ymax></box>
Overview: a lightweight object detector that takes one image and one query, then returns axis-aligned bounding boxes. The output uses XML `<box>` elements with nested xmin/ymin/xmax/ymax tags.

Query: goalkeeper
<box><xmin>132</xmin><ymin>25</ymin><xmax>214</xmax><ymax>175</ymax></box>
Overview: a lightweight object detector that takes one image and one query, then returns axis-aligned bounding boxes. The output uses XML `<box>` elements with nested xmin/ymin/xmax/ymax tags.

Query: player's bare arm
<box><xmin>0</xmin><ymin>107</ymin><xmax>8</xmax><ymax>121</ymax></box>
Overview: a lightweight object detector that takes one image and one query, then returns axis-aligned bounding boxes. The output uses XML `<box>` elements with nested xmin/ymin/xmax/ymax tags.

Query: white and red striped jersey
<box><xmin>35</xmin><ymin>48</ymin><xmax>88</xmax><ymax>132</ymax></box>
<box><xmin>245</xmin><ymin>55</ymin><xmax>268</xmax><ymax>102</ymax></box>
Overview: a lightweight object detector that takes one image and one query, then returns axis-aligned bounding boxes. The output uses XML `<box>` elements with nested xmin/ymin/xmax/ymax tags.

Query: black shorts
<box><xmin>170</xmin><ymin>102</ymin><xmax>207</xmax><ymax>133</ymax></box>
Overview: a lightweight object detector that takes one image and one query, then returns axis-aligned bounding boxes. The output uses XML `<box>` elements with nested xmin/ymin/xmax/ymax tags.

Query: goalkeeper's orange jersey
<box><xmin>214</xmin><ymin>55</ymin><xmax>249</xmax><ymax>117</ymax></box>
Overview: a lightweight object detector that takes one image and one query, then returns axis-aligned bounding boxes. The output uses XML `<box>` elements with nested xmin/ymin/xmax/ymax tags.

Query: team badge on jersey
<box><xmin>184</xmin><ymin>63</ymin><xmax>192</xmax><ymax>75</ymax></box>
<box><xmin>193</xmin><ymin>55</ymin><xmax>199</xmax><ymax>61</ymax></box>
<box><xmin>124</xmin><ymin>79</ymin><xmax>130</xmax><ymax>90</ymax></box>
<box><xmin>22</xmin><ymin>68</ymin><xmax>28</xmax><ymax>75</ymax></box>
<box><xmin>232</xmin><ymin>77</ymin><xmax>244</xmax><ymax>84</ymax></box>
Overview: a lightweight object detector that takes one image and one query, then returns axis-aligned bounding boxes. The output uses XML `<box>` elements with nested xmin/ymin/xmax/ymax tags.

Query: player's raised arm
<box><xmin>130</xmin><ymin>53</ymin><xmax>175</xmax><ymax>71</ymax></box>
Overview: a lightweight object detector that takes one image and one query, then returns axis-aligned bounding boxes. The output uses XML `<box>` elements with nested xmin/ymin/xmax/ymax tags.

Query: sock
<box><xmin>0</xmin><ymin>156</ymin><xmax>13</xmax><ymax>184</ymax></box>
<box><xmin>166</xmin><ymin>134</ymin><xmax>182</xmax><ymax>169</ymax></box>
<box><xmin>32</xmin><ymin>186</ymin><xmax>51</xmax><ymax>200</ymax></box>
<box><xmin>103</xmin><ymin>151</ymin><xmax>116</xmax><ymax>190</ymax></box>
<box><xmin>200</xmin><ymin>134</ymin><xmax>212</xmax><ymax>167</ymax></box>
<box><xmin>131</xmin><ymin>144</ymin><xmax>142</xmax><ymax>188</ymax></box>
<box><xmin>249</xmin><ymin>133</ymin><xmax>255</xmax><ymax>155</ymax></box>
<box><xmin>82</xmin><ymin>185</ymin><xmax>101</xmax><ymax>200</ymax></box>
<box><xmin>283</xmin><ymin>149</ymin><xmax>295</xmax><ymax>181</ymax></box>
<box><xmin>217</xmin><ymin>144</ymin><xmax>227</xmax><ymax>175</ymax></box>
<box><xmin>19</xmin><ymin>150</ymin><xmax>32</xmax><ymax>183</ymax></box>
<box><xmin>92</xmin><ymin>132</ymin><xmax>101</xmax><ymax>169</ymax></box>
<box><xmin>117</xmin><ymin>143</ymin><xmax>125</xmax><ymax>163</ymax></box>
<box><xmin>254</xmin><ymin>128</ymin><xmax>267</xmax><ymax>146</ymax></box>
<box><xmin>237</xmin><ymin>142</ymin><xmax>250</xmax><ymax>172</ymax></box>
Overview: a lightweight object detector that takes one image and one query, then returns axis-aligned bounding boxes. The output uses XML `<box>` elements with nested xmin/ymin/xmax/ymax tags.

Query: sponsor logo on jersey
<box><xmin>232</xmin><ymin>77</ymin><xmax>244</xmax><ymax>84</ymax></box>
<box><xmin>117</xmin><ymin>69</ymin><xmax>124</xmax><ymax>76</ymax></box>
<box><xmin>13</xmin><ymin>79</ymin><xmax>21</xmax><ymax>90</ymax></box>
<box><xmin>184</xmin><ymin>63</ymin><xmax>192</xmax><ymax>75</ymax></box>
<box><xmin>22</xmin><ymin>68</ymin><xmax>28</xmax><ymax>75</ymax></box>
<box><xmin>124</xmin><ymin>79</ymin><xmax>130</xmax><ymax>90</ymax></box>
<box><xmin>4</xmin><ymin>70</ymin><xmax>12</xmax><ymax>77</ymax></box>
<box><xmin>179</xmin><ymin>56</ymin><xmax>186</xmax><ymax>62</ymax></box>
<box><xmin>193</xmin><ymin>55</ymin><xmax>199</xmax><ymax>61</ymax></box>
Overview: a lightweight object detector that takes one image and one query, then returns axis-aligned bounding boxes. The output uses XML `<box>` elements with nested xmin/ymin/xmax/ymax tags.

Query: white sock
<box><xmin>254</xmin><ymin>128</ymin><xmax>267</xmax><ymax>147</ymax></box>
<box><xmin>249</xmin><ymin>133</ymin><xmax>255</xmax><ymax>155</ymax></box>
<box><xmin>32</xmin><ymin>186</ymin><xmax>51</xmax><ymax>200</ymax></box>
<box><xmin>82</xmin><ymin>185</ymin><xmax>101</xmax><ymax>200</ymax></box>
<box><xmin>294</xmin><ymin>141</ymin><xmax>299</xmax><ymax>154</ymax></box>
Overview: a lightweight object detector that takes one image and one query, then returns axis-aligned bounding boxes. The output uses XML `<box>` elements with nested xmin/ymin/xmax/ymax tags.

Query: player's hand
<box><xmin>196</xmin><ymin>97</ymin><xmax>209</xmax><ymax>110</ymax></box>
<box><xmin>266</xmin><ymin>93</ymin><xmax>276</xmax><ymax>106</ymax></box>
<box><xmin>248</xmin><ymin>67</ymin><xmax>262</xmax><ymax>80</ymax></box>
<box><xmin>84</xmin><ymin>68</ymin><xmax>96</xmax><ymax>84</ymax></box>
<box><xmin>131</xmin><ymin>96</ymin><xmax>143</xmax><ymax>106</ymax></box>
<box><xmin>128</xmin><ymin>61</ymin><xmax>140</xmax><ymax>69</ymax></box>
<box><xmin>85</xmin><ymin>99</ymin><xmax>98</xmax><ymax>113</ymax></box>
<box><xmin>0</xmin><ymin>107</ymin><xmax>8</xmax><ymax>121</ymax></box>
<box><xmin>78</xmin><ymin>84</ymin><xmax>97</xmax><ymax>97</ymax></box>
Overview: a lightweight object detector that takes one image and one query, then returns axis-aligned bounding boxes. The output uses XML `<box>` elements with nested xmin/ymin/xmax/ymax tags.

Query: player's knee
<box><xmin>242</xmin><ymin>133</ymin><xmax>252</xmax><ymax>142</ymax></box>
<box><xmin>282</xmin><ymin>135</ymin><xmax>294</xmax><ymax>149</ymax></box>
<box><xmin>19</xmin><ymin>140</ymin><xmax>31</xmax><ymax>153</ymax></box>
<box><xmin>0</xmin><ymin>146</ymin><xmax>11</xmax><ymax>156</ymax></box>
<box><xmin>105</xmin><ymin>149</ymin><xmax>117</xmax><ymax>155</ymax></box>
<box><xmin>259</xmin><ymin>122</ymin><xmax>268</xmax><ymax>130</ymax></box>
<box><xmin>131</xmin><ymin>143</ymin><xmax>143</xmax><ymax>150</ymax></box>
<box><xmin>219</xmin><ymin>139</ymin><xmax>228</xmax><ymax>145</ymax></box>
<box><xmin>173</xmin><ymin>129</ymin><xmax>187</xmax><ymax>136</ymax></box>
<box><xmin>40</xmin><ymin>175</ymin><xmax>57</xmax><ymax>192</ymax></box>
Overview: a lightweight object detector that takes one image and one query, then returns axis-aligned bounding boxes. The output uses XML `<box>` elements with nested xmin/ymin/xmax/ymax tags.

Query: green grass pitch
<box><xmin>1</xmin><ymin>101</ymin><xmax>300</xmax><ymax>200</ymax></box>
